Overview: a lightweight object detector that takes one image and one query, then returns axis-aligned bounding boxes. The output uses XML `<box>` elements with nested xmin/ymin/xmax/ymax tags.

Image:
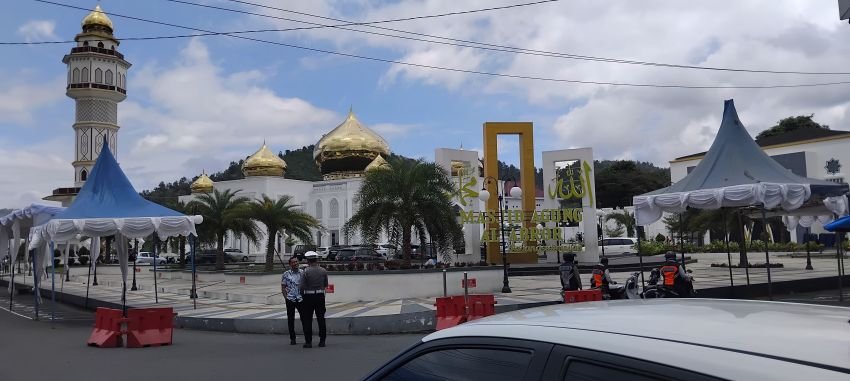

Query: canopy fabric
<box><xmin>34</xmin><ymin>139</ymin><xmax>201</xmax><ymax>247</ymax></box>
<box><xmin>0</xmin><ymin>204</ymin><xmax>65</xmax><ymax>230</ymax></box>
<box><xmin>635</xmin><ymin>99</ymin><xmax>849</xmax><ymax>226</ymax></box>
<box><xmin>825</xmin><ymin>215</ymin><xmax>850</xmax><ymax>232</ymax></box>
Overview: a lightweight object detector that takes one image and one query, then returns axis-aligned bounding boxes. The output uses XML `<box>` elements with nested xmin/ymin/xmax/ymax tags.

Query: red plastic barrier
<box><xmin>563</xmin><ymin>289</ymin><xmax>603</xmax><ymax>304</ymax></box>
<box><xmin>466</xmin><ymin>294</ymin><xmax>497</xmax><ymax>321</ymax></box>
<box><xmin>87</xmin><ymin>307</ymin><xmax>125</xmax><ymax>348</ymax></box>
<box><xmin>434</xmin><ymin>296</ymin><xmax>467</xmax><ymax>330</ymax></box>
<box><xmin>126</xmin><ymin>307</ymin><xmax>175</xmax><ymax>348</ymax></box>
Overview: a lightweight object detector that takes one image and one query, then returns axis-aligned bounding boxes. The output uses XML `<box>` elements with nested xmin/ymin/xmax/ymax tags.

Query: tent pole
<box><xmin>760</xmin><ymin>207</ymin><xmax>773</xmax><ymax>301</ymax></box>
<box><xmin>723</xmin><ymin>209</ymin><xmax>734</xmax><ymax>298</ymax></box>
<box><xmin>84</xmin><ymin>255</ymin><xmax>92</xmax><ymax>310</ymax></box>
<box><xmin>678</xmin><ymin>213</ymin><xmax>686</xmax><ymax>271</ymax></box>
<box><xmin>153</xmin><ymin>235</ymin><xmax>159</xmax><ymax>304</ymax></box>
<box><xmin>32</xmin><ymin>251</ymin><xmax>39</xmax><ymax>320</ymax></box>
<box><xmin>50</xmin><ymin>242</ymin><xmax>56</xmax><ymax>325</ymax></box>
<box><xmin>805</xmin><ymin>227</ymin><xmax>813</xmax><ymax>270</ymax></box>
<box><xmin>837</xmin><ymin>229</ymin><xmax>844</xmax><ymax>302</ymax></box>
<box><xmin>190</xmin><ymin>235</ymin><xmax>197</xmax><ymax>310</ymax></box>
<box><xmin>737</xmin><ymin>209</ymin><xmax>750</xmax><ymax>286</ymax></box>
<box><xmin>131</xmin><ymin>239</ymin><xmax>138</xmax><ymax>291</ymax></box>
<box><xmin>637</xmin><ymin>226</ymin><xmax>645</xmax><ymax>291</ymax></box>
<box><xmin>9</xmin><ymin>249</ymin><xmax>15</xmax><ymax>311</ymax></box>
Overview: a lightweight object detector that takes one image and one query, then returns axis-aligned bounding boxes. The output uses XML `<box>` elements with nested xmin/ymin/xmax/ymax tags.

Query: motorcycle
<box><xmin>606</xmin><ymin>271</ymin><xmax>643</xmax><ymax>300</ymax></box>
<box><xmin>643</xmin><ymin>269</ymin><xmax>695</xmax><ymax>298</ymax></box>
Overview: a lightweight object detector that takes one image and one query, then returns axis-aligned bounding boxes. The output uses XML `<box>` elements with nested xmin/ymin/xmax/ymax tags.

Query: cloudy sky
<box><xmin>1</xmin><ymin>0</ymin><xmax>849</xmax><ymax>208</ymax></box>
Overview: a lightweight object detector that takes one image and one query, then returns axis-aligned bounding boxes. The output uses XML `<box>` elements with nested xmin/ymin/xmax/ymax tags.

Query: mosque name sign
<box><xmin>460</xmin><ymin>208</ymin><xmax>583</xmax><ymax>253</ymax></box>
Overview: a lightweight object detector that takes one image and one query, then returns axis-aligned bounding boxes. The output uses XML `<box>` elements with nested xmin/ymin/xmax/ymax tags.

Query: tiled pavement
<box><xmin>1</xmin><ymin>252</ymin><xmax>846</xmax><ymax>333</ymax></box>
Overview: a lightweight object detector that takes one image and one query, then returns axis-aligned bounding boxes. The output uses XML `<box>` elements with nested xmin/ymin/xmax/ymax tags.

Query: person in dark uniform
<box><xmin>559</xmin><ymin>252</ymin><xmax>582</xmax><ymax>292</ymax></box>
<box><xmin>299</xmin><ymin>251</ymin><xmax>328</xmax><ymax>348</ymax></box>
<box><xmin>591</xmin><ymin>257</ymin><xmax>615</xmax><ymax>298</ymax></box>
<box><xmin>659</xmin><ymin>251</ymin><xmax>691</xmax><ymax>297</ymax></box>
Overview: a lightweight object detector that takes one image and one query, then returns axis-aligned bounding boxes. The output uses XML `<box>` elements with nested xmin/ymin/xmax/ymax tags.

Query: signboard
<box><xmin>462</xmin><ymin>278</ymin><xmax>477</xmax><ymax>288</ymax></box>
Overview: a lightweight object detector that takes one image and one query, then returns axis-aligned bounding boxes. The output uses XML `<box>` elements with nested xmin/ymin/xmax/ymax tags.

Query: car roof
<box><xmin>425</xmin><ymin>299</ymin><xmax>850</xmax><ymax>375</ymax></box>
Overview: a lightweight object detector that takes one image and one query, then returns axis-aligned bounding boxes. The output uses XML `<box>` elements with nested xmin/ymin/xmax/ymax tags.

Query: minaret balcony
<box><xmin>67</xmin><ymin>82</ymin><xmax>126</xmax><ymax>95</ymax></box>
<box><xmin>70</xmin><ymin>46</ymin><xmax>124</xmax><ymax>60</ymax></box>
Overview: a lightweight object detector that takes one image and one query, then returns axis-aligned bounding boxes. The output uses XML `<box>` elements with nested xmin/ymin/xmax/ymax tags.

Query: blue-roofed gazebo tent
<box><xmin>634</xmin><ymin>100</ymin><xmax>849</xmax><ymax>298</ymax></box>
<box><xmin>30</xmin><ymin>140</ymin><xmax>202</xmax><ymax>312</ymax></box>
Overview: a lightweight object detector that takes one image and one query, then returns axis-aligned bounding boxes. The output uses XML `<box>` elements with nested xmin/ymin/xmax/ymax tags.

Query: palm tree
<box><xmin>247</xmin><ymin>194</ymin><xmax>322</xmax><ymax>272</ymax></box>
<box><xmin>605</xmin><ymin>211</ymin><xmax>636</xmax><ymax>237</ymax></box>
<box><xmin>345</xmin><ymin>158</ymin><xmax>463</xmax><ymax>263</ymax></box>
<box><xmin>188</xmin><ymin>189</ymin><xmax>259</xmax><ymax>270</ymax></box>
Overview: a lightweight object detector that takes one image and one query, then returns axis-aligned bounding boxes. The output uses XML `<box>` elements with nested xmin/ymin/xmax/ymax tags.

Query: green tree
<box><xmin>247</xmin><ymin>194</ymin><xmax>322</xmax><ymax>272</ymax></box>
<box><xmin>756</xmin><ymin>114</ymin><xmax>829</xmax><ymax>140</ymax></box>
<box><xmin>344</xmin><ymin>159</ymin><xmax>463</xmax><ymax>263</ymax></box>
<box><xmin>594</xmin><ymin>160</ymin><xmax>670</xmax><ymax>208</ymax></box>
<box><xmin>188</xmin><ymin>189</ymin><xmax>260</xmax><ymax>270</ymax></box>
<box><xmin>605</xmin><ymin>211</ymin><xmax>636</xmax><ymax>237</ymax></box>
<box><xmin>604</xmin><ymin>224</ymin><xmax>625</xmax><ymax>237</ymax></box>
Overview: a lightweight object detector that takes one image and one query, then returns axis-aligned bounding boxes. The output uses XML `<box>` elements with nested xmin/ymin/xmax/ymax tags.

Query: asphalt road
<box><xmin>0</xmin><ymin>288</ymin><xmax>424</xmax><ymax>381</ymax></box>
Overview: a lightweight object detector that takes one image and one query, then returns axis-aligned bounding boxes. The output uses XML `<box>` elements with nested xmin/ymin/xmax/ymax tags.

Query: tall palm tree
<box><xmin>248</xmin><ymin>194</ymin><xmax>322</xmax><ymax>272</ymax></box>
<box><xmin>345</xmin><ymin>158</ymin><xmax>463</xmax><ymax>263</ymax></box>
<box><xmin>605</xmin><ymin>211</ymin><xmax>636</xmax><ymax>237</ymax></box>
<box><xmin>188</xmin><ymin>189</ymin><xmax>259</xmax><ymax>270</ymax></box>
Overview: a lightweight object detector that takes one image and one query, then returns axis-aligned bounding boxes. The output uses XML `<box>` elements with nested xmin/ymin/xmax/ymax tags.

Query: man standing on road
<box><xmin>282</xmin><ymin>257</ymin><xmax>304</xmax><ymax>345</ymax></box>
<box><xmin>299</xmin><ymin>251</ymin><xmax>328</xmax><ymax>348</ymax></box>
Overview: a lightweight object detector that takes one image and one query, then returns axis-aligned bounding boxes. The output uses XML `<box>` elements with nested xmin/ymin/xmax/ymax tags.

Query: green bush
<box><xmin>655</xmin><ymin>233</ymin><xmax>666</xmax><ymax>243</ymax></box>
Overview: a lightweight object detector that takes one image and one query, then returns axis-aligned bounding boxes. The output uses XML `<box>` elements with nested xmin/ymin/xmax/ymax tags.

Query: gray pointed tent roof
<box><xmin>643</xmin><ymin>99</ymin><xmax>847</xmax><ymax>197</ymax></box>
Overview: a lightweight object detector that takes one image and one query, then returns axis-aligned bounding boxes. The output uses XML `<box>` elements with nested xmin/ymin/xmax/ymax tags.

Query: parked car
<box><xmin>375</xmin><ymin>244</ymin><xmax>398</xmax><ymax>258</ymax></box>
<box><xmin>160</xmin><ymin>252</ymin><xmax>179</xmax><ymax>264</ymax></box>
<box><xmin>335</xmin><ymin>247</ymin><xmax>384</xmax><ymax>262</ymax></box>
<box><xmin>362</xmin><ymin>300</ymin><xmax>850</xmax><ymax>380</ymax></box>
<box><xmin>326</xmin><ymin>245</ymin><xmax>346</xmax><ymax>261</ymax></box>
<box><xmin>316</xmin><ymin>247</ymin><xmax>330</xmax><ymax>259</ymax></box>
<box><xmin>224</xmin><ymin>248</ymin><xmax>250</xmax><ymax>262</ymax></box>
<box><xmin>187</xmin><ymin>250</ymin><xmax>224</xmax><ymax>265</ymax></box>
<box><xmin>598</xmin><ymin>237</ymin><xmax>638</xmax><ymax>256</ymax></box>
<box><xmin>293</xmin><ymin>244</ymin><xmax>317</xmax><ymax>260</ymax></box>
<box><xmin>134</xmin><ymin>252</ymin><xmax>166</xmax><ymax>265</ymax></box>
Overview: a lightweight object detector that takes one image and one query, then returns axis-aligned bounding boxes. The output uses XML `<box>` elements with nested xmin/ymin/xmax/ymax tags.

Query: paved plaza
<box><xmin>2</xmin><ymin>251</ymin><xmax>847</xmax><ymax>334</ymax></box>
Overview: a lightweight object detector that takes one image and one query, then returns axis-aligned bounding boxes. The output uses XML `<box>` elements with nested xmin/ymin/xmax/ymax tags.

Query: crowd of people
<box><xmin>559</xmin><ymin>251</ymin><xmax>693</xmax><ymax>299</ymax></box>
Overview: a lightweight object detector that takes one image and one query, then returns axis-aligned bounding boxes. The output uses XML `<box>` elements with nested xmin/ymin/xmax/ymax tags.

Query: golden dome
<box><xmin>314</xmin><ymin>109</ymin><xmax>390</xmax><ymax>180</ymax></box>
<box><xmin>242</xmin><ymin>143</ymin><xmax>286</xmax><ymax>177</ymax></box>
<box><xmin>365</xmin><ymin>155</ymin><xmax>391</xmax><ymax>172</ymax></box>
<box><xmin>81</xmin><ymin>4</ymin><xmax>114</xmax><ymax>32</ymax></box>
<box><xmin>191</xmin><ymin>171</ymin><xmax>214</xmax><ymax>194</ymax></box>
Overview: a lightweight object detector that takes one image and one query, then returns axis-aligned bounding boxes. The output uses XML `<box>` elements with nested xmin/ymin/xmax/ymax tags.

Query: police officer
<box><xmin>559</xmin><ymin>252</ymin><xmax>582</xmax><ymax>292</ymax></box>
<box><xmin>591</xmin><ymin>257</ymin><xmax>615</xmax><ymax>298</ymax></box>
<box><xmin>659</xmin><ymin>251</ymin><xmax>691</xmax><ymax>297</ymax></box>
<box><xmin>299</xmin><ymin>251</ymin><xmax>328</xmax><ymax>348</ymax></box>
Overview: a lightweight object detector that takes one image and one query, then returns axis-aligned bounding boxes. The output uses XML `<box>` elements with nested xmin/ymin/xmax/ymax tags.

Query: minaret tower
<box><xmin>46</xmin><ymin>4</ymin><xmax>131</xmax><ymax>205</ymax></box>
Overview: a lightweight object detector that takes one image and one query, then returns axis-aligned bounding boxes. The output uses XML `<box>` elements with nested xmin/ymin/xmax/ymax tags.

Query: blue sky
<box><xmin>1</xmin><ymin>0</ymin><xmax>849</xmax><ymax>207</ymax></box>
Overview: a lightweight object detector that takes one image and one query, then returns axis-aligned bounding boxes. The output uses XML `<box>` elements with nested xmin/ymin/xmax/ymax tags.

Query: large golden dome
<box><xmin>314</xmin><ymin>109</ymin><xmax>390</xmax><ymax>180</ymax></box>
<box><xmin>243</xmin><ymin>143</ymin><xmax>286</xmax><ymax>177</ymax></box>
<box><xmin>81</xmin><ymin>4</ymin><xmax>114</xmax><ymax>33</ymax></box>
<box><xmin>190</xmin><ymin>171</ymin><xmax>214</xmax><ymax>194</ymax></box>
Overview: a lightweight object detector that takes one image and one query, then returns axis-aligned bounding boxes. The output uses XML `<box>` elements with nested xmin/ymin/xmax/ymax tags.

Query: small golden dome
<box><xmin>243</xmin><ymin>143</ymin><xmax>286</xmax><ymax>177</ymax></box>
<box><xmin>365</xmin><ymin>155</ymin><xmax>391</xmax><ymax>172</ymax></box>
<box><xmin>191</xmin><ymin>171</ymin><xmax>214</xmax><ymax>194</ymax></box>
<box><xmin>314</xmin><ymin>108</ymin><xmax>390</xmax><ymax>180</ymax></box>
<box><xmin>81</xmin><ymin>4</ymin><xmax>114</xmax><ymax>32</ymax></box>
<box><xmin>450</xmin><ymin>161</ymin><xmax>468</xmax><ymax>177</ymax></box>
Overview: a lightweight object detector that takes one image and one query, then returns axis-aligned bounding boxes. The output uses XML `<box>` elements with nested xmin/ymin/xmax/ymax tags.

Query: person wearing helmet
<box><xmin>559</xmin><ymin>252</ymin><xmax>582</xmax><ymax>292</ymax></box>
<box><xmin>591</xmin><ymin>257</ymin><xmax>616</xmax><ymax>298</ymax></box>
<box><xmin>299</xmin><ymin>251</ymin><xmax>328</xmax><ymax>348</ymax></box>
<box><xmin>659</xmin><ymin>251</ymin><xmax>691</xmax><ymax>297</ymax></box>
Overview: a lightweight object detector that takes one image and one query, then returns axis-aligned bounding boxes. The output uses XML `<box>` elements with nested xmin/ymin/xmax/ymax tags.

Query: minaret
<box><xmin>46</xmin><ymin>4</ymin><xmax>131</xmax><ymax>205</ymax></box>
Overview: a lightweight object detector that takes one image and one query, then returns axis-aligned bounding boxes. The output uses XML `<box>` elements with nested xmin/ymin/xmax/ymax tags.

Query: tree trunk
<box><xmin>216</xmin><ymin>234</ymin><xmax>225</xmax><ymax>271</ymax></box>
<box><xmin>402</xmin><ymin>226</ymin><xmax>412</xmax><ymax>264</ymax></box>
<box><xmin>178</xmin><ymin>236</ymin><xmax>186</xmax><ymax>269</ymax></box>
<box><xmin>265</xmin><ymin>228</ymin><xmax>276</xmax><ymax>272</ymax></box>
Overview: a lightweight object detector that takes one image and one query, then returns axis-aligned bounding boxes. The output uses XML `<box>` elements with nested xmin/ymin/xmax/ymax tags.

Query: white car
<box><xmin>599</xmin><ymin>237</ymin><xmax>637</xmax><ymax>256</ymax></box>
<box><xmin>316</xmin><ymin>247</ymin><xmax>330</xmax><ymax>259</ymax></box>
<box><xmin>134</xmin><ymin>252</ymin><xmax>165</xmax><ymax>265</ymax></box>
<box><xmin>363</xmin><ymin>300</ymin><xmax>850</xmax><ymax>380</ymax></box>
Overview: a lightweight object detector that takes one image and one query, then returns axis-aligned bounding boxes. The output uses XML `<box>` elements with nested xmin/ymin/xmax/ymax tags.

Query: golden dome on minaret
<box><xmin>190</xmin><ymin>171</ymin><xmax>214</xmax><ymax>194</ymax></box>
<box><xmin>365</xmin><ymin>155</ymin><xmax>391</xmax><ymax>172</ymax></box>
<box><xmin>314</xmin><ymin>108</ymin><xmax>390</xmax><ymax>180</ymax></box>
<box><xmin>81</xmin><ymin>4</ymin><xmax>114</xmax><ymax>33</ymax></box>
<box><xmin>242</xmin><ymin>143</ymin><xmax>286</xmax><ymax>177</ymax></box>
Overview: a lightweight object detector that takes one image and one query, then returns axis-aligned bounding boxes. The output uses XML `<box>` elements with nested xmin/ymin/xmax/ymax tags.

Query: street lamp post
<box><xmin>596</xmin><ymin>210</ymin><xmax>606</xmax><ymax>258</ymax></box>
<box><xmin>479</xmin><ymin>177</ymin><xmax>522</xmax><ymax>294</ymax></box>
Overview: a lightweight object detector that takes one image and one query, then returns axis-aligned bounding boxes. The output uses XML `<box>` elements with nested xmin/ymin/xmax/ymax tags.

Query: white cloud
<box><xmin>246</xmin><ymin>0</ymin><xmax>850</xmax><ymax>165</ymax></box>
<box><xmin>0</xmin><ymin>138</ymin><xmax>69</xmax><ymax>209</ymax></box>
<box><xmin>0</xmin><ymin>76</ymin><xmax>64</xmax><ymax>124</ymax></box>
<box><xmin>17</xmin><ymin>20</ymin><xmax>58</xmax><ymax>42</ymax></box>
<box><xmin>119</xmin><ymin>39</ymin><xmax>342</xmax><ymax>190</ymax></box>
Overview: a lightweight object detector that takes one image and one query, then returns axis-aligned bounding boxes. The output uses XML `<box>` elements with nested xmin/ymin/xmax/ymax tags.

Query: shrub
<box><xmin>655</xmin><ymin>233</ymin><xmax>666</xmax><ymax>243</ymax></box>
